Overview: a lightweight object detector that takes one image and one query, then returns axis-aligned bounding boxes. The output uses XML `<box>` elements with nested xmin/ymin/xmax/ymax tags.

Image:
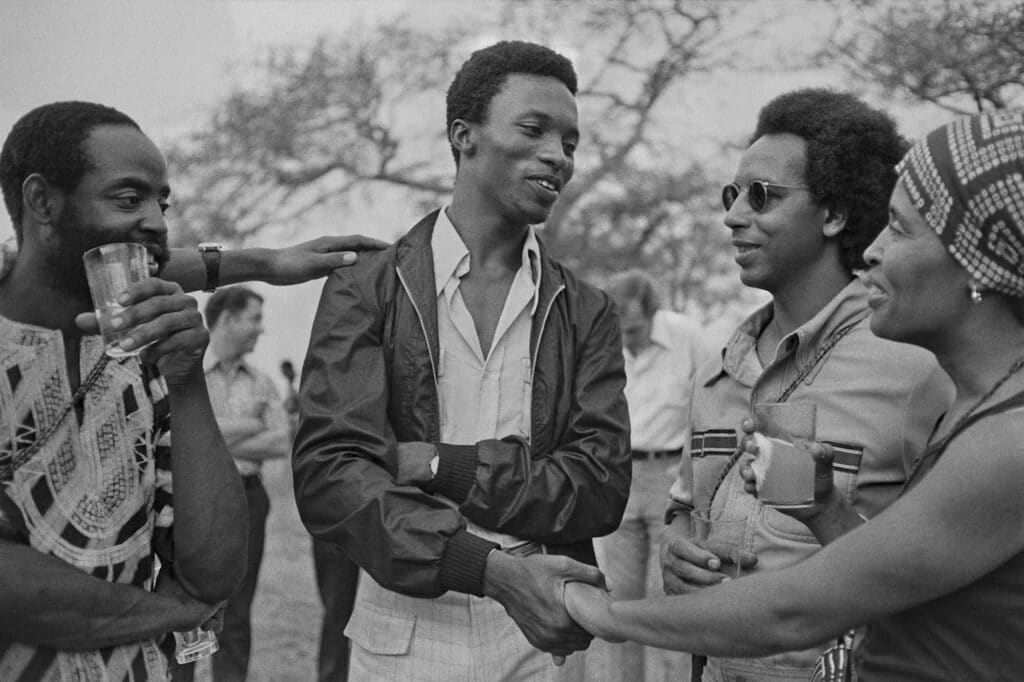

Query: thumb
<box><xmin>562</xmin><ymin>559</ymin><xmax>605</xmax><ymax>587</ymax></box>
<box><xmin>75</xmin><ymin>312</ymin><xmax>100</xmax><ymax>335</ymax></box>
<box><xmin>325</xmin><ymin>251</ymin><xmax>358</xmax><ymax>267</ymax></box>
<box><xmin>737</xmin><ymin>549</ymin><xmax>759</xmax><ymax>568</ymax></box>
<box><xmin>809</xmin><ymin>442</ymin><xmax>835</xmax><ymax>500</ymax></box>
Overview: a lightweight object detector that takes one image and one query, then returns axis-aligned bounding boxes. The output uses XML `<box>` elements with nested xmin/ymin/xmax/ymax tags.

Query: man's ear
<box><xmin>21</xmin><ymin>173</ymin><xmax>62</xmax><ymax>226</ymax></box>
<box><xmin>449</xmin><ymin>119</ymin><xmax>475</xmax><ymax>158</ymax></box>
<box><xmin>822</xmin><ymin>202</ymin><xmax>848</xmax><ymax>238</ymax></box>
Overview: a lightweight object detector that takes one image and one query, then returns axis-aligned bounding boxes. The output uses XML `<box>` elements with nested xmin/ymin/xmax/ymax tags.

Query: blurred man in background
<box><xmin>204</xmin><ymin>286</ymin><xmax>291</xmax><ymax>682</ymax></box>
<box><xmin>591</xmin><ymin>270</ymin><xmax>707</xmax><ymax>681</ymax></box>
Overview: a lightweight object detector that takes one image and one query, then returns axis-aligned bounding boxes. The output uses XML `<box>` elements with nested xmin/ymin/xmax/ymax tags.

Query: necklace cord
<box><xmin>706</xmin><ymin>314</ymin><xmax>866</xmax><ymax>507</ymax></box>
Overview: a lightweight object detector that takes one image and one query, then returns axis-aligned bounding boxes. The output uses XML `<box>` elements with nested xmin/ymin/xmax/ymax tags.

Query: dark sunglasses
<box><xmin>722</xmin><ymin>180</ymin><xmax>811</xmax><ymax>212</ymax></box>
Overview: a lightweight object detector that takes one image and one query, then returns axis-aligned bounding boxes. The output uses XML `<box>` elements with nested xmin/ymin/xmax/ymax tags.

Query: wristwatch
<box><xmin>197</xmin><ymin>242</ymin><xmax>223</xmax><ymax>293</ymax></box>
<box><xmin>429</xmin><ymin>454</ymin><xmax>440</xmax><ymax>478</ymax></box>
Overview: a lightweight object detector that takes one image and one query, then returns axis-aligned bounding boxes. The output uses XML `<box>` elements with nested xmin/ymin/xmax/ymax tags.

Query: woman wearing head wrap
<box><xmin>563</xmin><ymin>109</ymin><xmax>1024</xmax><ymax>680</ymax></box>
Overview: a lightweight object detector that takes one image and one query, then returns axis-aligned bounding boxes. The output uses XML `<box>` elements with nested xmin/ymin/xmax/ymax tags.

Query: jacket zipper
<box><xmin>396</xmin><ymin>265</ymin><xmax>440</xmax><ymax>397</ymax></box>
<box><xmin>530</xmin><ymin>284</ymin><xmax>565</xmax><ymax>384</ymax></box>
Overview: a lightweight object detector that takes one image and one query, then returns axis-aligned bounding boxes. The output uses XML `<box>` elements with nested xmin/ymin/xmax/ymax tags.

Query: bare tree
<box><xmin>824</xmin><ymin>0</ymin><xmax>1024</xmax><ymax>114</ymax></box>
<box><xmin>166</xmin><ymin>0</ymin><xmax>809</xmax><ymax>312</ymax></box>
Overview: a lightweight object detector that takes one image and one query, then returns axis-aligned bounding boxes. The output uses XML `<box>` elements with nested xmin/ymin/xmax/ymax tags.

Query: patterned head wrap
<box><xmin>896</xmin><ymin>109</ymin><xmax>1024</xmax><ymax>297</ymax></box>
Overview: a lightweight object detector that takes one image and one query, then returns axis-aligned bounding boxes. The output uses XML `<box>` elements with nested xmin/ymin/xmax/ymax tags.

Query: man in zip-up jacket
<box><xmin>293</xmin><ymin>41</ymin><xmax>631</xmax><ymax>681</ymax></box>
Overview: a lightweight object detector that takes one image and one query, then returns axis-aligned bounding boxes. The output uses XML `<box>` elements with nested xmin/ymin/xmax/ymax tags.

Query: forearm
<box><xmin>217</xmin><ymin>417</ymin><xmax>264</xmax><ymax>445</ymax></box>
<box><xmin>230</xmin><ymin>428</ymin><xmax>290</xmax><ymax>463</ymax></box>
<box><xmin>439</xmin><ymin>435</ymin><xmax>629</xmax><ymax>543</ymax></box>
<box><xmin>593</xmin><ymin>575</ymin><xmax>835</xmax><ymax>657</ymax></box>
<box><xmin>166</xmin><ymin>372</ymin><xmax>248</xmax><ymax>601</ymax></box>
<box><xmin>455</xmin><ymin>296</ymin><xmax>630</xmax><ymax>541</ymax></box>
<box><xmin>163</xmin><ymin>247</ymin><xmax>277</xmax><ymax>293</ymax></box>
<box><xmin>0</xmin><ymin>542</ymin><xmax>204</xmax><ymax>650</ymax></box>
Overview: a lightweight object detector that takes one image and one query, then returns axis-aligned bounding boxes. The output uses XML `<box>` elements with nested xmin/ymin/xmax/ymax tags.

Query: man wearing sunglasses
<box><xmin>660</xmin><ymin>89</ymin><xmax>953</xmax><ymax>681</ymax></box>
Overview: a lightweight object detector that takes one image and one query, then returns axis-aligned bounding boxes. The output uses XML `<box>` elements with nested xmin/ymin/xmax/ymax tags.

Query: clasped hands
<box><xmin>394</xmin><ymin>441</ymin><xmax>610</xmax><ymax>664</ymax></box>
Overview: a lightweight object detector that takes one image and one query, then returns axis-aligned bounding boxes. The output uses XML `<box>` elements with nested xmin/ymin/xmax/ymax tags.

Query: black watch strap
<box><xmin>198</xmin><ymin>243</ymin><xmax>222</xmax><ymax>293</ymax></box>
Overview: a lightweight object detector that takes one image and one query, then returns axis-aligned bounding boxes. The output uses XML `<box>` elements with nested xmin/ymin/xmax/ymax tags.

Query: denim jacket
<box><xmin>667</xmin><ymin>279</ymin><xmax>953</xmax><ymax>677</ymax></box>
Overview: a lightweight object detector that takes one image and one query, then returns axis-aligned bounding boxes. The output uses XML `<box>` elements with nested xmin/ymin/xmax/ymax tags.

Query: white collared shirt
<box><xmin>623</xmin><ymin>310</ymin><xmax>709</xmax><ymax>452</ymax></box>
<box><xmin>203</xmin><ymin>352</ymin><xmax>288</xmax><ymax>477</ymax></box>
<box><xmin>432</xmin><ymin>208</ymin><xmax>540</xmax><ymax>547</ymax></box>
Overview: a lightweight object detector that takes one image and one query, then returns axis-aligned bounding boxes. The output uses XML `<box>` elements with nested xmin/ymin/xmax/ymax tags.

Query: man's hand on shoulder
<box><xmin>262</xmin><ymin>235</ymin><xmax>389</xmax><ymax>285</ymax></box>
<box><xmin>482</xmin><ymin>551</ymin><xmax>604</xmax><ymax>659</ymax></box>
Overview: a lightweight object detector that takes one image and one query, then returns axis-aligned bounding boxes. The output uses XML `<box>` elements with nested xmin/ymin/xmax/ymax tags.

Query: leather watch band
<box><xmin>197</xmin><ymin>242</ymin><xmax>222</xmax><ymax>293</ymax></box>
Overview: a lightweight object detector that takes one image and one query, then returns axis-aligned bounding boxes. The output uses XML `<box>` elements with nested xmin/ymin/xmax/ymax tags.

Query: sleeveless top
<box><xmin>857</xmin><ymin>396</ymin><xmax>1024</xmax><ymax>680</ymax></box>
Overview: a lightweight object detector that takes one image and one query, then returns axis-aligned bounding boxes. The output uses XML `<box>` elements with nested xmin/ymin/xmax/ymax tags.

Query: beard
<box><xmin>46</xmin><ymin>205</ymin><xmax>170</xmax><ymax>298</ymax></box>
<box><xmin>46</xmin><ymin>207</ymin><xmax>93</xmax><ymax>298</ymax></box>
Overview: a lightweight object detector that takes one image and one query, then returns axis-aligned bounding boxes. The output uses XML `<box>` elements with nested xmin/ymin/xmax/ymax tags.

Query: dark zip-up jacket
<box><xmin>293</xmin><ymin>211</ymin><xmax>631</xmax><ymax>598</ymax></box>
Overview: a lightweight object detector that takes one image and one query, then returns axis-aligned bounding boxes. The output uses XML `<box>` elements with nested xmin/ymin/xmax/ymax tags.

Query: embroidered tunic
<box><xmin>0</xmin><ymin>315</ymin><xmax>174</xmax><ymax>681</ymax></box>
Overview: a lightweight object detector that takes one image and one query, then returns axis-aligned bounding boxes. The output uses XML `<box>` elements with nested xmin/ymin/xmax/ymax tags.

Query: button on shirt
<box><xmin>204</xmin><ymin>355</ymin><xmax>289</xmax><ymax>477</ymax></box>
<box><xmin>625</xmin><ymin>310</ymin><xmax>709</xmax><ymax>452</ymax></box>
<box><xmin>432</xmin><ymin>208</ymin><xmax>539</xmax><ymax>549</ymax></box>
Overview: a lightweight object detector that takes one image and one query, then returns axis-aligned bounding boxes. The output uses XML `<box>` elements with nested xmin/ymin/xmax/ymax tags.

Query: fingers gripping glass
<box><xmin>722</xmin><ymin>180</ymin><xmax>811</xmax><ymax>212</ymax></box>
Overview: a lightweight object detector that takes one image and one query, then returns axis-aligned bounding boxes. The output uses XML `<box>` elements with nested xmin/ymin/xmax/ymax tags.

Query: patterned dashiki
<box><xmin>0</xmin><ymin>314</ymin><xmax>175</xmax><ymax>681</ymax></box>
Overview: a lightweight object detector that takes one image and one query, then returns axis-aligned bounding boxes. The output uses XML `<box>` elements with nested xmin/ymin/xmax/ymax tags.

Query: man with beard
<box><xmin>0</xmin><ymin>100</ymin><xmax>249</xmax><ymax>681</ymax></box>
<box><xmin>293</xmin><ymin>41</ymin><xmax>631</xmax><ymax>680</ymax></box>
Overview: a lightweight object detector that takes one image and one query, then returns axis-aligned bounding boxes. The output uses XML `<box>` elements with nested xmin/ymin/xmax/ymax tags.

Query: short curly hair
<box><xmin>752</xmin><ymin>89</ymin><xmax>908</xmax><ymax>272</ymax></box>
<box><xmin>0</xmin><ymin>101</ymin><xmax>139</xmax><ymax>243</ymax></box>
<box><xmin>445</xmin><ymin>40</ymin><xmax>577</xmax><ymax>166</ymax></box>
<box><xmin>204</xmin><ymin>285</ymin><xmax>263</xmax><ymax>330</ymax></box>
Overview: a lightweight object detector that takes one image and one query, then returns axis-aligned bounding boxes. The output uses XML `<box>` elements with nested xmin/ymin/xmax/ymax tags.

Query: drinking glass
<box><xmin>750</xmin><ymin>402</ymin><xmax>818</xmax><ymax>509</ymax></box>
<box><xmin>690</xmin><ymin>507</ymin><xmax>752</xmax><ymax>579</ymax></box>
<box><xmin>173</xmin><ymin>627</ymin><xmax>219</xmax><ymax>664</ymax></box>
<box><xmin>82</xmin><ymin>243</ymin><xmax>150</xmax><ymax>358</ymax></box>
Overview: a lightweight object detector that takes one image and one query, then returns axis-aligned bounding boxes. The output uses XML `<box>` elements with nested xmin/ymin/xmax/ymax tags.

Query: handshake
<box><xmin>483</xmin><ymin>549</ymin><xmax>616</xmax><ymax>665</ymax></box>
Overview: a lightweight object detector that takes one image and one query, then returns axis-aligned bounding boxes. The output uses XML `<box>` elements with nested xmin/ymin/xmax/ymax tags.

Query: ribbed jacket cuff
<box><xmin>430</xmin><ymin>443</ymin><xmax>478</xmax><ymax>503</ymax></box>
<box><xmin>439</xmin><ymin>529</ymin><xmax>498</xmax><ymax>596</ymax></box>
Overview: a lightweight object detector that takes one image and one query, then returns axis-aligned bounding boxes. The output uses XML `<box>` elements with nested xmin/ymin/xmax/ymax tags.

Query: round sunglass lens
<box><xmin>722</xmin><ymin>184</ymin><xmax>739</xmax><ymax>211</ymax></box>
<box><xmin>749</xmin><ymin>182</ymin><xmax>769</xmax><ymax>211</ymax></box>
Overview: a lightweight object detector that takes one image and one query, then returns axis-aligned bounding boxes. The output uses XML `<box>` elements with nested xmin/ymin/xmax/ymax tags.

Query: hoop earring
<box><xmin>970</xmin><ymin>282</ymin><xmax>984</xmax><ymax>305</ymax></box>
